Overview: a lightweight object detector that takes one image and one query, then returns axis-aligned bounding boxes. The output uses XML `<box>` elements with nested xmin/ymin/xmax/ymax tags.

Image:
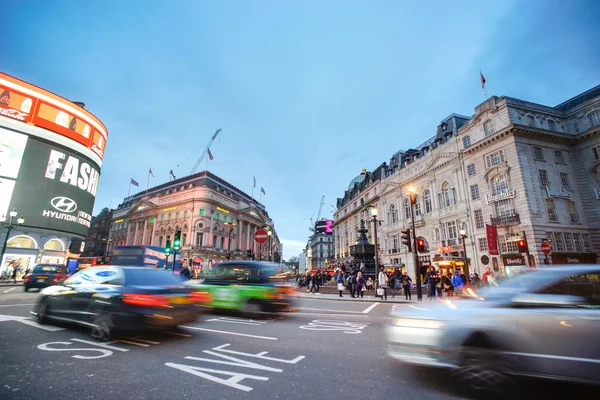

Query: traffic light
<box><xmin>417</xmin><ymin>238</ymin><xmax>426</xmax><ymax>253</ymax></box>
<box><xmin>517</xmin><ymin>239</ymin><xmax>528</xmax><ymax>253</ymax></box>
<box><xmin>401</xmin><ymin>229</ymin><xmax>412</xmax><ymax>252</ymax></box>
<box><xmin>173</xmin><ymin>230</ymin><xmax>181</xmax><ymax>251</ymax></box>
<box><xmin>246</xmin><ymin>249</ymin><xmax>252</xmax><ymax>258</ymax></box>
<box><xmin>165</xmin><ymin>239</ymin><xmax>172</xmax><ymax>254</ymax></box>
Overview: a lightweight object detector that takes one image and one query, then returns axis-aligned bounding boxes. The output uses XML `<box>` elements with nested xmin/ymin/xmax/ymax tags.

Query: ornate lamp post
<box><xmin>224</xmin><ymin>222</ymin><xmax>236</xmax><ymax>259</ymax></box>
<box><xmin>0</xmin><ymin>209</ymin><xmax>25</xmax><ymax>269</ymax></box>
<box><xmin>460</xmin><ymin>228</ymin><xmax>469</xmax><ymax>274</ymax></box>
<box><xmin>267</xmin><ymin>230</ymin><xmax>272</xmax><ymax>261</ymax></box>
<box><xmin>408</xmin><ymin>187</ymin><xmax>423</xmax><ymax>301</ymax></box>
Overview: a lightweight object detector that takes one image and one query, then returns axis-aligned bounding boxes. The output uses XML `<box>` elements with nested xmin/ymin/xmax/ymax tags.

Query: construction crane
<box><xmin>190</xmin><ymin>129</ymin><xmax>222</xmax><ymax>175</ymax></box>
<box><xmin>309</xmin><ymin>195</ymin><xmax>325</xmax><ymax>232</ymax></box>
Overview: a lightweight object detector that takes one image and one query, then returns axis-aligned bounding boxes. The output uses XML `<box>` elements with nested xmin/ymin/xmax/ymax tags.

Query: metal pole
<box><xmin>259</xmin><ymin>243</ymin><xmax>262</xmax><ymax>261</ymax></box>
<box><xmin>410</xmin><ymin>198</ymin><xmax>423</xmax><ymax>301</ymax></box>
<box><xmin>172</xmin><ymin>250</ymin><xmax>176</xmax><ymax>273</ymax></box>
<box><xmin>372</xmin><ymin>216</ymin><xmax>379</xmax><ymax>273</ymax></box>
<box><xmin>0</xmin><ymin>224</ymin><xmax>13</xmax><ymax>269</ymax></box>
<box><xmin>522</xmin><ymin>231</ymin><xmax>531</xmax><ymax>267</ymax></box>
<box><xmin>227</xmin><ymin>226</ymin><xmax>232</xmax><ymax>259</ymax></box>
<box><xmin>462</xmin><ymin>235</ymin><xmax>468</xmax><ymax>274</ymax></box>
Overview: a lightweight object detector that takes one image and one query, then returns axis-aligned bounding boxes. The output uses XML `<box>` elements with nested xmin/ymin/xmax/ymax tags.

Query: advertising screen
<box><xmin>0</xmin><ymin>126</ymin><xmax>100</xmax><ymax>237</ymax></box>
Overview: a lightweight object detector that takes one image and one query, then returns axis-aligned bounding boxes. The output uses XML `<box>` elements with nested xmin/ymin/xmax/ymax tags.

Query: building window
<box><xmin>491</xmin><ymin>173</ymin><xmax>510</xmax><ymax>195</ymax></box>
<box><xmin>527</xmin><ymin>115</ymin><xmax>535</xmax><ymax>127</ymax></box>
<box><xmin>553</xmin><ymin>232</ymin><xmax>565</xmax><ymax>252</ymax></box>
<box><xmin>184</xmin><ymin>211</ymin><xmax>188</xmax><ymax>217</ymax></box>
<box><xmin>442</xmin><ymin>182</ymin><xmax>454</xmax><ymax>207</ymax></box>
<box><xmin>158</xmin><ymin>236</ymin><xmax>163</xmax><ymax>247</ymax></box>
<box><xmin>182</xmin><ymin>233</ymin><xmax>187</xmax><ymax>246</ymax></box>
<box><xmin>478</xmin><ymin>237</ymin><xmax>488</xmax><ymax>252</ymax></box>
<box><xmin>467</xmin><ymin>164</ymin><xmax>476</xmax><ymax>177</ymax></box>
<box><xmin>423</xmin><ymin>190</ymin><xmax>432</xmax><ymax>213</ymax></box>
<box><xmin>446</xmin><ymin>221</ymin><xmax>458</xmax><ymax>245</ymax></box>
<box><xmin>582</xmin><ymin>234</ymin><xmax>593</xmax><ymax>252</ymax></box>
<box><xmin>212</xmin><ymin>235</ymin><xmax>218</xmax><ymax>248</ymax></box>
<box><xmin>435</xmin><ymin>228</ymin><xmax>440</xmax><ymax>241</ymax></box>
<box><xmin>470</xmin><ymin>184</ymin><xmax>480</xmax><ymax>200</ymax></box>
<box><xmin>221</xmin><ymin>237</ymin><xmax>226</xmax><ymax>249</ymax></box>
<box><xmin>564</xmin><ymin>233</ymin><xmax>575</xmax><ymax>252</ymax></box>
<box><xmin>548</xmin><ymin>120</ymin><xmax>556</xmax><ymax>131</ymax></box>
<box><xmin>392</xmin><ymin>235</ymin><xmax>398</xmax><ymax>251</ymax></box>
<box><xmin>485</xmin><ymin>150</ymin><xmax>505</xmax><ymax>168</ymax></box>
<box><xmin>414</xmin><ymin>195</ymin><xmax>422</xmax><ymax>216</ymax></box>
<box><xmin>195</xmin><ymin>232</ymin><xmax>203</xmax><ymax>246</ymax></box>
<box><xmin>389</xmin><ymin>204</ymin><xmax>398</xmax><ymax>224</ymax></box>
<box><xmin>533</xmin><ymin>146</ymin><xmax>544</xmax><ymax>161</ymax></box>
<box><xmin>554</xmin><ymin>150</ymin><xmax>565</xmax><ymax>163</ymax></box>
<box><xmin>573</xmin><ymin>233</ymin><xmax>584</xmax><ymax>252</ymax></box>
<box><xmin>546</xmin><ymin>199</ymin><xmax>558</xmax><ymax>222</ymax></box>
<box><xmin>168</xmin><ymin>214</ymin><xmax>172</xmax><ymax>220</ymax></box>
<box><xmin>175</xmin><ymin>212</ymin><xmax>179</xmax><ymax>219</ymax></box>
<box><xmin>200</xmin><ymin>209</ymin><xmax>205</xmax><ymax>216</ymax></box>
<box><xmin>463</xmin><ymin>135</ymin><xmax>471</xmax><ymax>148</ymax></box>
<box><xmin>588</xmin><ymin>110</ymin><xmax>600</xmax><ymax>128</ymax></box>
<box><xmin>403</xmin><ymin>198</ymin><xmax>410</xmax><ymax>219</ymax></box>
<box><xmin>474</xmin><ymin>209</ymin><xmax>484</xmax><ymax>229</ymax></box>
<box><xmin>495</xmin><ymin>199</ymin><xmax>513</xmax><ymax>218</ymax></box>
<box><xmin>538</xmin><ymin>170</ymin><xmax>549</xmax><ymax>187</ymax></box>
<box><xmin>215</xmin><ymin>213</ymin><xmax>220</xmax><ymax>221</ymax></box>
<box><xmin>593</xmin><ymin>147</ymin><xmax>600</xmax><ymax>161</ymax></box>
<box><xmin>499</xmin><ymin>233</ymin><xmax>520</xmax><ymax>253</ymax></box>
<box><xmin>560</xmin><ymin>173</ymin><xmax>571</xmax><ymax>190</ymax></box>
<box><xmin>483</xmin><ymin>119</ymin><xmax>495</xmax><ymax>136</ymax></box>
<box><xmin>567</xmin><ymin>201</ymin><xmax>579</xmax><ymax>223</ymax></box>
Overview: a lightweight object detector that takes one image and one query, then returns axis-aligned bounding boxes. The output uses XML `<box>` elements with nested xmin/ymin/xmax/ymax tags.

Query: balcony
<box><xmin>490</xmin><ymin>211</ymin><xmax>521</xmax><ymax>227</ymax></box>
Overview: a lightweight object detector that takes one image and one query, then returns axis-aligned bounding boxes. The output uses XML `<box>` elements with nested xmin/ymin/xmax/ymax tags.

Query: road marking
<box><xmin>408</xmin><ymin>305</ymin><xmax>430</xmax><ymax>312</ymax></box>
<box><xmin>206</xmin><ymin>317</ymin><xmax>267</xmax><ymax>326</ymax></box>
<box><xmin>0</xmin><ymin>303</ymin><xmax>35</xmax><ymax>308</ymax></box>
<box><xmin>362</xmin><ymin>303</ymin><xmax>380</xmax><ymax>314</ymax></box>
<box><xmin>2</xmin><ymin>287</ymin><xmax>16</xmax><ymax>293</ymax></box>
<box><xmin>71</xmin><ymin>338</ymin><xmax>129</xmax><ymax>352</ymax></box>
<box><xmin>159</xmin><ymin>330</ymin><xmax>192</xmax><ymax>337</ymax></box>
<box><xmin>129</xmin><ymin>337</ymin><xmax>160</xmax><ymax>345</ymax></box>
<box><xmin>181</xmin><ymin>326</ymin><xmax>278</xmax><ymax>341</ymax></box>
<box><xmin>299</xmin><ymin>320</ymin><xmax>370</xmax><ymax>334</ymax></box>
<box><xmin>117</xmin><ymin>339</ymin><xmax>150</xmax><ymax>347</ymax></box>
<box><xmin>38</xmin><ymin>341</ymin><xmax>114</xmax><ymax>359</ymax></box>
<box><xmin>296</xmin><ymin>307</ymin><xmax>364</xmax><ymax>314</ymax></box>
<box><xmin>16</xmin><ymin>318</ymin><xmax>66</xmax><ymax>331</ymax></box>
<box><xmin>291</xmin><ymin>312</ymin><xmax>368</xmax><ymax>318</ymax></box>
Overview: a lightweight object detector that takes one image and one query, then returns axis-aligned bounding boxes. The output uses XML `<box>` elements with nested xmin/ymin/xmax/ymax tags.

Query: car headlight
<box><xmin>392</xmin><ymin>318</ymin><xmax>445</xmax><ymax>329</ymax></box>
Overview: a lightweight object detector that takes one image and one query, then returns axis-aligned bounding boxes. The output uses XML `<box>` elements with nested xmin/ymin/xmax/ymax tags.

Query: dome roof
<box><xmin>348</xmin><ymin>174</ymin><xmax>366</xmax><ymax>190</ymax></box>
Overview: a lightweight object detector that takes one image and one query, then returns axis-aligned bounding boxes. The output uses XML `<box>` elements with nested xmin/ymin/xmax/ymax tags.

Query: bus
<box><xmin>111</xmin><ymin>246</ymin><xmax>183</xmax><ymax>273</ymax></box>
<box><xmin>66</xmin><ymin>256</ymin><xmax>111</xmax><ymax>274</ymax></box>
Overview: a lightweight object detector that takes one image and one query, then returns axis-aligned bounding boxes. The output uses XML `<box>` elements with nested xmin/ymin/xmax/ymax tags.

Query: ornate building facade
<box><xmin>334</xmin><ymin>84</ymin><xmax>600</xmax><ymax>279</ymax></box>
<box><xmin>107</xmin><ymin>171</ymin><xmax>282</xmax><ymax>266</ymax></box>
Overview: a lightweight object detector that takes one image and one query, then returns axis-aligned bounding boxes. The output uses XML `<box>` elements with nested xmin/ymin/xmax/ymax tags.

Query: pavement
<box><xmin>0</xmin><ymin>290</ymin><xmax>594</xmax><ymax>400</ymax></box>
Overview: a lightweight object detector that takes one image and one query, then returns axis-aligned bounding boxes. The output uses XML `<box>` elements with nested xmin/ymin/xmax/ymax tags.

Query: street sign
<box><xmin>254</xmin><ymin>229</ymin><xmax>268</xmax><ymax>244</ymax></box>
<box><xmin>541</xmin><ymin>242</ymin><xmax>552</xmax><ymax>254</ymax></box>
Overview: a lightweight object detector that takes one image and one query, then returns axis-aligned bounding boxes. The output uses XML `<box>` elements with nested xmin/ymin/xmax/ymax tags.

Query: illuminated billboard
<box><xmin>0</xmin><ymin>72</ymin><xmax>108</xmax><ymax>238</ymax></box>
<box><xmin>315</xmin><ymin>219</ymin><xmax>334</xmax><ymax>234</ymax></box>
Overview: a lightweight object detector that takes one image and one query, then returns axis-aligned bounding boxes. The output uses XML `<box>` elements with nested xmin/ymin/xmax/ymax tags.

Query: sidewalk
<box><xmin>289</xmin><ymin>291</ymin><xmax>413</xmax><ymax>303</ymax></box>
<box><xmin>0</xmin><ymin>281</ymin><xmax>23</xmax><ymax>288</ymax></box>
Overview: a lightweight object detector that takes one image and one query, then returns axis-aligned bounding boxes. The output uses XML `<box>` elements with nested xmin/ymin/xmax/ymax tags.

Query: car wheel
<box><xmin>244</xmin><ymin>300</ymin><xmax>263</xmax><ymax>315</ymax></box>
<box><xmin>24</xmin><ymin>286</ymin><xmax>29</xmax><ymax>292</ymax></box>
<box><xmin>91</xmin><ymin>312</ymin><xmax>114</xmax><ymax>342</ymax></box>
<box><xmin>453</xmin><ymin>346</ymin><xmax>513</xmax><ymax>395</ymax></box>
<box><xmin>37</xmin><ymin>299</ymin><xmax>50</xmax><ymax>324</ymax></box>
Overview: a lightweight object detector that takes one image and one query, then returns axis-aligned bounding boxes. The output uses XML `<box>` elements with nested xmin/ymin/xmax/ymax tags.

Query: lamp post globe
<box><xmin>0</xmin><ymin>209</ymin><xmax>25</xmax><ymax>270</ymax></box>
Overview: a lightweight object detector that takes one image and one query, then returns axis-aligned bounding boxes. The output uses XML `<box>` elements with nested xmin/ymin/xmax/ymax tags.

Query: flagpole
<box><xmin>205</xmin><ymin>151</ymin><xmax>208</xmax><ymax>173</ymax></box>
<box><xmin>146</xmin><ymin>170</ymin><xmax>151</xmax><ymax>194</ymax></box>
<box><xmin>128</xmin><ymin>181</ymin><xmax>132</xmax><ymax>198</ymax></box>
<box><xmin>480</xmin><ymin>68</ymin><xmax>488</xmax><ymax>99</ymax></box>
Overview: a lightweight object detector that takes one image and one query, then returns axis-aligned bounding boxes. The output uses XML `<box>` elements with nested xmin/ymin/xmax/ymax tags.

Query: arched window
<box><xmin>414</xmin><ymin>195</ymin><xmax>422</xmax><ymax>216</ymax></box>
<box><xmin>389</xmin><ymin>204</ymin><xmax>398</xmax><ymax>224</ymax></box>
<box><xmin>442</xmin><ymin>182</ymin><xmax>454</xmax><ymax>207</ymax></box>
<box><xmin>403</xmin><ymin>198</ymin><xmax>410</xmax><ymax>219</ymax></box>
<box><xmin>588</xmin><ymin>110</ymin><xmax>600</xmax><ymax>128</ymax></box>
<box><xmin>491</xmin><ymin>173</ymin><xmax>513</xmax><ymax>217</ymax></box>
<box><xmin>462</xmin><ymin>135</ymin><xmax>471</xmax><ymax>148</ymax></box>
<box><xmin>484</xmin><ymin>119</ymin><xmax>495</xmax><ymax>136</ymax></box>
<box><xmin>435</xmin><ymin>228</ymin><xmax>440</xmax><ymax>241</ymax></box>
<box><xmin>7</xmin><ymin>235</ymin><xmax>37</xmax><ymax>249</ymax></box>
<box><xmin>423</xmin><ymin>190</ymin><xmax>432</xmax><ymax>213</ymax></box>
<box><xmin>44</xmin><ymin>239</ymin><xmax>64</xmax><ymax>251</ymax></box>
<box><xmin>491</xmin><ymin>173</ymin><xmax>510</xmax><ymax>195</ymax></box>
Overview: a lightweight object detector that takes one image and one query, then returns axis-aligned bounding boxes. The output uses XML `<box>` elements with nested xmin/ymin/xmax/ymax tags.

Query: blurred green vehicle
<box><xmin>186</xmin><ymin>261</ymin><xmax>294</xmax><ymax>313</ymax></box>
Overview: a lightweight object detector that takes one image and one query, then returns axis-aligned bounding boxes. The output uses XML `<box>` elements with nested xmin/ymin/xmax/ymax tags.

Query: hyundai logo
<box><xmin>50</xmin><ymin>197</ymin><xmax>78</xmax><ymax>213</ymax></box>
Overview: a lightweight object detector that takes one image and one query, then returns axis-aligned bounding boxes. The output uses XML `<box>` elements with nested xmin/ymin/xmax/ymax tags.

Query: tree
<box><xmin>286</xmin><ymin>256</ymin><xmax>299</xmax><ymax>269</ymax></box>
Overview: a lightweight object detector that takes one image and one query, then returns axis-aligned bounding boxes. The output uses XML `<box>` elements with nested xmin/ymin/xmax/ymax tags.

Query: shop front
<box><xmin>551</xmin><ymin>252</ymin><xmax>597</xmax><ymax>265</ymax></box>
<box><xmin>432</xmin><ymin>255</ymin><xmax>468</xmax><ymax>277</ymax></box>
<box><xmin>501</xmin><ymin>254</ymin><xmax>530</xmax><ymax>277</ymax></box>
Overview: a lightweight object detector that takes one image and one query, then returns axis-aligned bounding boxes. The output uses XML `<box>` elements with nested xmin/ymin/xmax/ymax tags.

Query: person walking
<box><xmin>451</xmin><ymin>269</ymin><xmax>465</xmax><ymax>295</ymax></box>
<box><xmin>399</xmin><ymin>270</ymin><xmax>413</xmax><ymax>300</ymax></box>
<box><xmin>378</xmin><ymin>267</ymin><xmax>388</xmax><ymax>300</ymax></box>
<box><xmin>424</xmin><ymin>267</ymin><xmax>439</xmax><ymax>300</ymax></box>
<box><xmin>180</xmin><ymin>264</ymin><xmax>191</xmax><ymax>280</ymax></box>
<box><xmin>336</xmin><ymin>270</ymin><xmax>345</xmax><ymax>298</ymax></box>
<box><xmin>356</xmin><ymin>272</ymin><xmax>366</xmax><ymax>299</ymax></box>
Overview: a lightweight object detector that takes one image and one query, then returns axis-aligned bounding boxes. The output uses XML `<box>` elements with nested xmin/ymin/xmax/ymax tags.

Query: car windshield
<box><xmin>204</xmin><ymin>264</ymin><xmax>279</xmax><ymax>284</ymax></box>
<box><xmin>123</xmin><ymin>268</ymin><xmax>186</xmax><ymax>286</ymax></box>
<box><xmin>478</xmin><ymin>269</ymin><xmax>567</xmax><ymax>299</ymax></box>
<box><xmin>33</xmin><ymin>265</ymin><xmax>61</xmax><ymax>273</ymax></box>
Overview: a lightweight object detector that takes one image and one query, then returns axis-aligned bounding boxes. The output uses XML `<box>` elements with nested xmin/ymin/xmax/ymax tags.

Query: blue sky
<box><xmin>4</xmin><ymin>0</ymin><xmax>600</xmax><ymax>259</ymax></box>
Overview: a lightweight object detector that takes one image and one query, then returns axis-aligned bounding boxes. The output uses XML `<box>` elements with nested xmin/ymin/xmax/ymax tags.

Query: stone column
<box><xmin>141</xmin><ymin>219</ymin><xmax>148</xmax><ymax>245</ymax></box>
<box><xmin>208</xmin><ymin>209</ymin><xmax>215</xmax><ymax>247</ymax></box>
<box><xmin>245</xmin><ymin>222</ymin><xmax>250</xmax><ymax>250</ymax></box>
<box><xmin>126</xmin><ymin>222</ymin><xmax>132</xmax><ymax>245</ymax></box>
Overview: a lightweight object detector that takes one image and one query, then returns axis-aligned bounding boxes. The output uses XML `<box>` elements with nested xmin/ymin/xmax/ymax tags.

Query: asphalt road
<box><xmin>0</xmin><ymin>289</ymin><xmax>597</xmax><ymax>400</ymax></box>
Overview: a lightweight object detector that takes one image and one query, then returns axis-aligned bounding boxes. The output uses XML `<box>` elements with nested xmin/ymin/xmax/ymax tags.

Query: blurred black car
<box><xmin>23</xmin><ymin>264</ymin><xmax>70</xmax><ymax>291</ymax></box>
<box><xmin>31</xmin><ymin>266</ymin><xmax>210</xmax><ymax>340</ymax></box>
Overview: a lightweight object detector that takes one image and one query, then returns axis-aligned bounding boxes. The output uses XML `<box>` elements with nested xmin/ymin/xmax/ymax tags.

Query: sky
<box><xmin>4</xmin><ymin>0</ymin><xmax>600</xmax><ymax>259</ymax></box>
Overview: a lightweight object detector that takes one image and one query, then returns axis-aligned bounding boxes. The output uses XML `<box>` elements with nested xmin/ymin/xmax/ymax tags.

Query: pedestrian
<box><xmin>11</xmin><ymin>265</ymin><xmax>18</xmax><ymax>284</ymax></box>
<box><xmin>482</xmin><ymin>267</ymin><xmax>493</xmax><ymax>286</ymax></box>
<box><xmin>180</xmin><ymin>264</ymin><xmax>191</xmax><ymax>280</ymax></box>
<box><xmin>356</xmin><ymin>272</ymin><xmax>365</xmax><ymax>299</ymax></box>
<box><xmin>347</xmin><ymin>272</ymin><xmax>357</xmax><ymax>298</ymax></box>
<box><xmin>388</xmin><ymin>272</ymin><xmax>396</xmax><ymax>298</ymax></box>
<box><xmin>378</xmin><ymin>267</ymin><xmax>388</xmax><ymax>300</ymax></box>
<box><xmin>366</xmin><ymin>277</ymin><xmax>374</xmax><ymax>291</ymax></box>
<box><xmin>310</xmin><ymin>272</ymin><xmax>318</xmax><ymax>293</ymax></box>
<box><xmin>451</xmin><ymin>269</ymin><xmax>465</xmax><ymax>294</ymax></box>
<box><xmin>336</xmin><ymin>270</ymin><xmax>345</xmax><ymax>298</ymax></box>
<box><xmin>400</xmin><ymin>270</ymin><xmax>413</xmax><ymax>300</ymax></box>
<box><xmin>424</xmin><ymin>267</ymin><xmax>439</xmax><ymax>300</ymax></box>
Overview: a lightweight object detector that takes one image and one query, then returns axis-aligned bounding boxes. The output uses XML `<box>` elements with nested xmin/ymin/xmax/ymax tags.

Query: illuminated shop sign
<box><xmin>163</xmin><ymin>206</ymin><xmax>177</xmax><ymax>212</ymax></box>
<box><xmin>485</xmin><ymin>190</ymin><xmax>516</xmax><ymax>204</ymax></box>
<box><xmin>216</xmin><ymin>206</ymin><xmax>230</xmax><ymax>214</ymax></box>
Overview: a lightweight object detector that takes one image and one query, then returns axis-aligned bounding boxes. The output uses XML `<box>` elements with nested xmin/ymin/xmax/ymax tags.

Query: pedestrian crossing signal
<box><xmin>174</xmin><ymin>230</ymin><xmax>181</xmax><ymax>251</ymax></box>
<box><xmin>165</xmin><ymin>239</ymin><xmax>172</xmax><ymax>254</ymax></box>
<box><xmin>517</xmin><ymin>239</ymin><xmax>527</xmax><ymax>253</ymax></box>
<box><xmin>417</xmin><ymin>238</ymin><xmax>426</xmax><ymax>253</ymax></box>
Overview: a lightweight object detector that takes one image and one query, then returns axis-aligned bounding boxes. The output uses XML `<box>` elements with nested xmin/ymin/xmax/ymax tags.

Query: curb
<box><xmin>288</xmin><ymin>294</ymin><xmax>413</xmax><ymax>304</ymax></box>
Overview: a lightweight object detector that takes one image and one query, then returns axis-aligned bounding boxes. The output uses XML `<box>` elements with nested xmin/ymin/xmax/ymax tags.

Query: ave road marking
<box><xmin>299</xmin><ymin>320</ymin><xmax>370</xmax><ymax>334</ymax></box>
<box><xmin>206</xmin><ymin>317</ymin><xmax>268</xmax><ymax>326</ymax></box>
<box><xmin>362</xmin><ymin>302</ymin><xmax>380</xmax><ymax>313</ymax></box>
<box><xmin>0</xmin><ymin>313</ymin><xmax>65</xmax><ymax>331</ymax></box>
<box><xmin>181</xmin><ymin>325</ymin><xmax>278</xmax><ymax>341</ymax></box>
<box><xmin>166</xmin><ymin>343</ymin><xmax>305</xmax><ymax>392</ymax></box>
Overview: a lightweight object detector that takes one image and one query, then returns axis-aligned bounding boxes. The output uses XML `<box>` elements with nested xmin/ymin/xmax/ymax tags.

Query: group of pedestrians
<box><xmin>423</xmin><ymin>266</ymin><xmax>497</xmax><ymax>299</ymax></box>
<box><xmin>297</xmin><ymin>270</ymin><xmax>330</xmax><ymax>293</ymax></box>
<box><xmin>334</xmin><ymin>267</ymin><xmax>415</xmax><ymax>300</ymax></box>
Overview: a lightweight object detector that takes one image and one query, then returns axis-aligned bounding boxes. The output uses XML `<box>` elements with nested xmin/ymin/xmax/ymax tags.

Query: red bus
<box><xmin>75</xmin><ymin>256</ymin><xmax>111</xmax><ymax>272</ymax></box>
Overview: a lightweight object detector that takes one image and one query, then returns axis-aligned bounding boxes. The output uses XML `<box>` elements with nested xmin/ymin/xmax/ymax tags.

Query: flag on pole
<box><xmin>261</xmin><ymin>187</ymin><xmax>265</xmax><ymax>195</ymax></box>
<box><xmin>253</xmin><ymin>176</ymin><xmax>256</xmax><ymax>188</ymax></box>
<box><xmin>480</xmin><ymin>70</ymin><xmax>486</xmax><ymax>89</ymax></box>
<box><xmin>130</xmin><ymin>178</ymin><xmax>139</xmax><ymax>187</ymax></box>
<box><xmin>149</xmin><ymin>168</ymin><xmax>155</xmax><ymax>177</ymax></box>
<box><xmin>208</xmin><ymin>148</ymin><xmax>214</xmax><ymax>160</ymax></box>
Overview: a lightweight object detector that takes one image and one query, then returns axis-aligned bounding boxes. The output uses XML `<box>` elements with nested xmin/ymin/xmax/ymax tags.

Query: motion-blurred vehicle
<box><xmin>31</xmin><ymin>266</ymin><xmax>209</xmax><ymax>340</ymax></box>
<box><xmin>186</xmin><ymin>261</ymin><xmax>293</xmax><ymax>313</ymax></box>
<box><xmin>23</xmin><ymin>264</ymin><xmax>70</xmax><ymax>292</ymax></box>
<box><xmin>385</xmin><ymin>265</ymin><xmax>600</xmax><ymax>393</ymax></box>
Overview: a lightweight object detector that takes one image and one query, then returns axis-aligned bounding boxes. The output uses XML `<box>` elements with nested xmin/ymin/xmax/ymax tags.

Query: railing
<box><xmin>490</xmin><ymin>212</ymin><xmax>521</xmax><ymax>226</ymax></box>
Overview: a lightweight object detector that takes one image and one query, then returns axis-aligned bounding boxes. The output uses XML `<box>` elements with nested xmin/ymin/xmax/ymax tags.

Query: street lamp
<box><xmin>460</xmin><ymin>228</ymin><xmax>469</xmax><ymax>275</ymax></box>
<box><xmin>368</xmin><ymin>206</ymin><xmax>379</xmax><ymax>276</ymax></box>
<box><xmin>408</xmin><ymin>188</ymin><xmax>423</xmax><ymax>301</ymax></box>
<box><xmin>0</xmin><ymin>209</ymin><xmax>25</xmax><ymax>269</ymax></box>
<box><xmin>267</xmin><ymin>230</ymin><xmax>273</xmax><ymax>261</ymax></box>
<box><xmin>224</xmin><ymin>222</ymin><xmax>236</xmax><ymax>259</ymax></box>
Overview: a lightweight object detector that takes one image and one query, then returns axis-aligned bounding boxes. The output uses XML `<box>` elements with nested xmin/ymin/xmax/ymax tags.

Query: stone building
<box><xmin>81</xmin><ymin>208</ymin><xmax>113</xmax><ymax>257</ymax></box>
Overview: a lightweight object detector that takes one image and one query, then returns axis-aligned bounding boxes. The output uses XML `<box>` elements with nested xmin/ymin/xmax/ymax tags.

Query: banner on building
<box><xmin>486</xmin><ymin>224</ymin><xmax>499</xmax><ymax>255</ymax></box>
